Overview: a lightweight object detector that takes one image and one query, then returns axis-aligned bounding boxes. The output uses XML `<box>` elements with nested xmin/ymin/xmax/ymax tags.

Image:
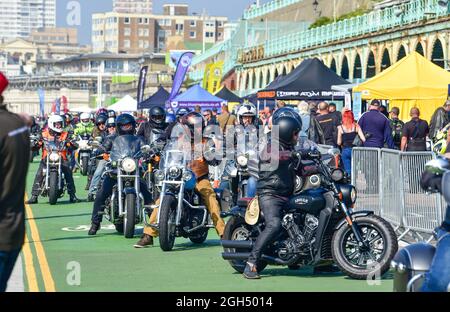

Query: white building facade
<box><xmin>0</xmin><ymin>0</ymin><xmax>56</xmax><ymax>42</ymax></box>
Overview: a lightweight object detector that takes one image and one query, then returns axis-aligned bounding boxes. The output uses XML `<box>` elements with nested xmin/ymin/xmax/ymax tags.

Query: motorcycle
<box><xmin>30</xmin><ymin>134</ymin><xmax>40</xmax><ymax>163</ymax></box>
<box><xmin>392</xmin><ymin>157</ymin><xmax>450</xmax><ymax>292</ymax></box>
<box><xmin>76</xmin><ymin>134</ymin><xmax>93</xmax><ymax>176</ymax></box>
<box><xmin>40</xmin><ymin>138</ymin><xmax>67</xmax><ymax>205</ymax></box>
<box><xmin>100</xmin><ymin>135</ymin><xmax>150</xmax><ymax>238</ymax></box>
<box><xmin>143</xmin><ymin>129</ymin><xmax>166</xmax><ymax>199</ymax></box>
<box><xmin>432</xmin><ymin>124</ymin><xmax>450</xmax><ymax>155</ymax></box>
<box><xmin>221</xmin><ymin>148</ymin><xmax>398</xmax><ymax>279</ymax></box>
<box><xmin>151</xmin><ymin>139</ymin><xmax>219</xmax><ymax>251</ymax></box>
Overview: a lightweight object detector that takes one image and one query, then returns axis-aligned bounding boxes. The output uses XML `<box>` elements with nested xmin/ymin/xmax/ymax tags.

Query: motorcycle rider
<box><xmin>86</xmin><ymin>114</ymin><xmax>109</xmax><ymax>190</ymax></box>
<box><xmin>137</xmin><ymin>106</ymin><xmax>168</xmax><ymax>145</ymax></box>
<box><xmin>26</xmin><ymin>115</ymin><xmax>80</xmax><ymax>204</ymax></box>
<box><xmin>243</xmin><ymin>115</ymin><xmax>302</xmax><ymax>279</ymax></box>
<box><xmin>227</xmin><ymin>103</ymin><xmax>260</xmax><ymax>199</ymax></box>
<box><xmin>87</xmin><ymin>117</ymin><xmax>117</xmax><ymax>201</ymax></box>
<box><xmin>88</xmin><ymin>114</ymin><xmax>152</xmax><ymax>235</ymax></box>
<box><xmin>420</xmin><ymin>157</ymin><xmax>450</xmax><ymax>292</ymax></box>
<box><xmin>134</xmin><ymin>112</ymin><xmax>226</xmax><ymax>248</ymax></box>
<box><xmin>74</xmin><ymin>112</ymin><xmax>94</xmax><ymax>138</ymax></box>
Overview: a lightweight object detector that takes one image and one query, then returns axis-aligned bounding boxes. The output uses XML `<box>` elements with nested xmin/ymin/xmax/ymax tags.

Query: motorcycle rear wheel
<box><xmin>159</xmin><ymin>195</ymin><xmax>177</xmax><ymax>251</ymax></box>
<box><xmin>331</xmin><ymin>215</ymin><xmax>398</xmax><ymax>280</ymax></box>
<box><xmin>189</xmin><ymin>229</ymin><xmax>208</xmax><ymax>244</ymax></box>
<box><xmin>223</xmin><ymin>216</ymin><xmax>267</xmax><ymax>274</ymax></box>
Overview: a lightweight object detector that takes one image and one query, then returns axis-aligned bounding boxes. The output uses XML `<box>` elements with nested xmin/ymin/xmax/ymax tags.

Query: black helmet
<box><xmin>95</xmin><ymin>113</ymin><xmax>108</xmax><ymax>126</ymax></box>
<box><xmin>181</xmin><ymin>112</ymin><xmax>203</xmax><ymax>140</ymax></box>
<box><xmin>272</xmin><ymin>116</ymin><xmax>302</xmax><ymax>147</ymax></box>
<box><xmin>272</xmin><ymin>107</ymin><xmax>302</xmax><ymax>127</ymax></box>
<box><xmin>116</xmin><ymin>114</ymin><xmax>136</xmax><ymax>135</ymax></box>
<box><xmin>107</xmin><ymin>110</ymin><xmax>116</xmax><ymax>118</ymax></box>
<box><xmin>64</xmin><ymin>113</ymin><xmax>73</xmax><ymax>122</ymax></box>
<box><xmin>150</xmin><ymin>106</ymin><xmax>166</xmax><ymax>125</ymax></box>
<box><xmin>176</xmin><ymin>108</ymin><xmax>190</xmax><ymax>118</ymax></box>
<box><xmin>106</xmin><ymin>117</ymin><xmax>116</xmax><ymax>128</ymax></box>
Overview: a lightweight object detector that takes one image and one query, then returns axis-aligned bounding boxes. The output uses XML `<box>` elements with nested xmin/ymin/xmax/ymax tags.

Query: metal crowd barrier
<box><xmin>352</xmin><ymin>148</ymin><xmax>444</xmax><ymax>241</ymax></box>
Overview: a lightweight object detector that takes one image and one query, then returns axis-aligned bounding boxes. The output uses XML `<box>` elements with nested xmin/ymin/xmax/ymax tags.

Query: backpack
<box><xmin>391</xmin><ymin>119</ymin><xmax>404</xmax><ymax>146</ymax></box>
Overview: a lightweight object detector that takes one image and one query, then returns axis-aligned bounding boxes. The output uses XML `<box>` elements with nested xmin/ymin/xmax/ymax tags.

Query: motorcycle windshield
<box><xmin>159</xmin><ymin>139</ymin><xmax>188</xmax><ymax>171</ymax></box>
<box><xmin>110</xmin><ymin>135</ymin><xmax>143</xmax><ymax>161</ymax></box>
<box><xmin>44</xmin><ymin>139</ymin><xmax>63</xmax><ymax>152</ymax></box>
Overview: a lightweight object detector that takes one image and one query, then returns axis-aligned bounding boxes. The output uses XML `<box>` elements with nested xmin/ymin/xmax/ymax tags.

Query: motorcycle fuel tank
<box><xmin>288</xmin><ymin>188</ymin><xmax>327</xmax><ymax>216</ymax></box>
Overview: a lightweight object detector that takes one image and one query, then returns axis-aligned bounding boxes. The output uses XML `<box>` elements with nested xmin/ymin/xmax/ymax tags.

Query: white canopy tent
<box><xmin>108</xmin><ymin>95</ymin><xmax>138</xmax><ymax>112</ymax></box>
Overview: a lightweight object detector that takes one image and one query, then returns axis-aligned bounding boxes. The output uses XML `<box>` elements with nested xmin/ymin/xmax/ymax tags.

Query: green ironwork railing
<box><xmin>263</xmin><ymin>0</ymin><xmax>449</xmax><ymax>58</ymax></box>
<box><xmin>190</xmin><ymin>0</ymin><xmax>449</xmax><ymax>83</ymax></box>
<box><xmin>243</xmin><ymin>0</ymin><xmax>303</xmax><ymax>20</ymax></box>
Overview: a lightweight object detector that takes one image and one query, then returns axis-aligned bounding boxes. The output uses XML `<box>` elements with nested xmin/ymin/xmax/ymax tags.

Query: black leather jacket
<box><xmin>256</xmin><ymin>139</ymin><xmax>297</xmax><ymax>198</ymax></box>
<box><xmin>137</xmin><ymin>120</ymin><xmax>168</xmax><ymax>144</ymax></box>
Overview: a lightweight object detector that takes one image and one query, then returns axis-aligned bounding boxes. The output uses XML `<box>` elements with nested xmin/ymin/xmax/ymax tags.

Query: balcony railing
<box><xmin>261</xmin><ymin>0</ymin><xmax>449</xmax><ymax>58</ymax></box>
<box><xmin>190</xmin><ymin>0</ymin><xmax>449</xmax><ymax>82</ymax></box>
<box><xmin>243</xmin><ymin>0</ymin><xmax>303</xmax><ymax>20</ymax></box>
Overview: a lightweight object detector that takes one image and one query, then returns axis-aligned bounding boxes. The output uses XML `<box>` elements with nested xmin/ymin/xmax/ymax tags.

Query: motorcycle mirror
<box><xmin>328</xmin><ymin>148</ymin><xmax>340</xmax><ymax>157</ymax></box>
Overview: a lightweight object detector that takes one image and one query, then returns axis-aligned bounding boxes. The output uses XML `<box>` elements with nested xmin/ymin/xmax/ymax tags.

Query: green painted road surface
<box><xmin>23</xmin><ymin>161</ymin><xmax>393</xmax><ymax>292</ymax></box>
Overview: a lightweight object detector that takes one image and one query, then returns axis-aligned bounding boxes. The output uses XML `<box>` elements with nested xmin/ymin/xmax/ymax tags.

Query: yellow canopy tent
<box><xmin>353</xmin><ymin>52</ymin><xmax>450</xmax><ymax>122</ymax></box>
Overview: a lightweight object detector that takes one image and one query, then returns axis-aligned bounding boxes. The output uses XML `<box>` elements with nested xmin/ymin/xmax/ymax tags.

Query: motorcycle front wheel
<box><xmin>124</xmin><ymin>193</ymin><xmax>136</xmax><ymax>239</ymax></box>
<box><xmin>331</xmin><ymin>215</ymin><xmax>398</xmax><ymax>280</ymax></box>
<box><xmin>159</xmin><ymin>195</ymin><xmax>177</xmax><ymax>251</ymax></box>
<box><xmin>222</xmin><ymin>216</ymin><xmax>267</xmax><ymax>274</ymax></box>
<box><xmin>80</xmin><ymin>156</ymin><xmax>89</xmax><ymax>176</ymax></box>
<box><xmin>48</xmin><ymin>171</ymin><xmax>59</xmax><ymax>205</ymax></box>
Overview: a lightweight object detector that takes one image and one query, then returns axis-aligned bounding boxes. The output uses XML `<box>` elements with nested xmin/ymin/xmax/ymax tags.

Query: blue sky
<box><xmin>56</xmin><ymin>0</ymin><xmax>271</xmax><ymax>44</ymax></box>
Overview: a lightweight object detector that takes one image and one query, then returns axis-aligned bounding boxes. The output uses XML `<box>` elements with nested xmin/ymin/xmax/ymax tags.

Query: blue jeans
<box><xmin>246</xmin><ymin>176</ymin><xmax>257</xmax><ymax>198</ymax></box>
<box><xmin>421</xmin><ymin>233</ymin><xmax>450</xmax><ymax>292</ymax></box>
<box><xmin>88</xmin><ymin>160</ymin><xmax>106</xmax><ymax>196</ymax></box>
<box><xmin>0</xmin><ymin>249</ymin><xmax>21</xmax><ymax>292</ymax></box>
<box><xmin>342</xmin><ymin>147</ymin><xmax>353</xmax><ymax>175</ymax></box>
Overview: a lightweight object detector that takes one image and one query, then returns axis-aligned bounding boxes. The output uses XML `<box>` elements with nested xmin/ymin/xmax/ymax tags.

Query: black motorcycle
<box><xmin>221</xmin><ymin>148</ymin><xmax>398</xmax><ymax>279</ymax></box>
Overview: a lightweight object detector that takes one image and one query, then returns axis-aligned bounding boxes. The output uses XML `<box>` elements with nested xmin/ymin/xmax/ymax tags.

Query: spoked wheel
<box><xmin>332</xmin><ymin>215</ymin><xmax>398</xmax><ymax>280</ymax></box>
<box><xmin>222</xmin><ymin>216</ymin><xmax>267</xmax><ymax>274</ymax></box>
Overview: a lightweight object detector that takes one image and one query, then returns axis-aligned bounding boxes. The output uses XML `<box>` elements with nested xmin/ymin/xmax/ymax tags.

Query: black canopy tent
<box><xmin>214</xmin><ymin>86</ymin><xmax>243</xmax><ymax>103</ymax></box>
<box><xmin>257</xmin><ymin>58</ymin><xmax>350</xmax><ymax>101</ymax></box>
<box><xmin>138</xmin><ymin>86</ymin><xmax>170</xmax><ymax>110</ymax></box>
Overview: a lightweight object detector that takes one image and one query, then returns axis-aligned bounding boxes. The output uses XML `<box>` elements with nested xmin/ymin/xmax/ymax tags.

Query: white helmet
<box><xmin>48</xmin><ymin>115</ymin><xmax>64</xmax><ymax>134</ymax></box>
<box><xmin>80</xmin><ymin>112</ymin><xmax>91</xmax><ymax>125</ymax></box>
<box><xmin>237</xmin><ymin>103</ymin><xmax>257</xmax><ymax>125</ymax></box>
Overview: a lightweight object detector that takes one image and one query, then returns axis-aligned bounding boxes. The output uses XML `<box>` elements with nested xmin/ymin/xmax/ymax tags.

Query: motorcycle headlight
<box><xmin>237</xmin><ymin>155</ymin><xmax>248</xmax><ymax>167</ymax></box>
<box><xmin>121</xmin><ymin>157</ymin><xmax>136</xmax><ymax>173</ymax></box>
<box><xmin>49</xmin><ymin>152</ymin><xmax>60</xmax><ymax>162</ymax></box>
<box><xmin>155</xmin><ymin>170</ymin><xmax>164</xmax><ymax>182</ymax></box>
<box><xmin>169</xmin><ymin>166</ymin><xmax>181</xmax><ymax>179</ymax></box>
<box><xmin>331</xmin><ymin>168</ymin><xmax>345</xmax><ymax>182</ymax></box>
<box><xmin>350</xmin><ymin>186</ymin><xmax>357</xmax><ymax>204</ymax></box>
<box><xmin>182</xmin><ymin>171</ymin><xmax>193</xmax><ymax>182</ymax></box>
